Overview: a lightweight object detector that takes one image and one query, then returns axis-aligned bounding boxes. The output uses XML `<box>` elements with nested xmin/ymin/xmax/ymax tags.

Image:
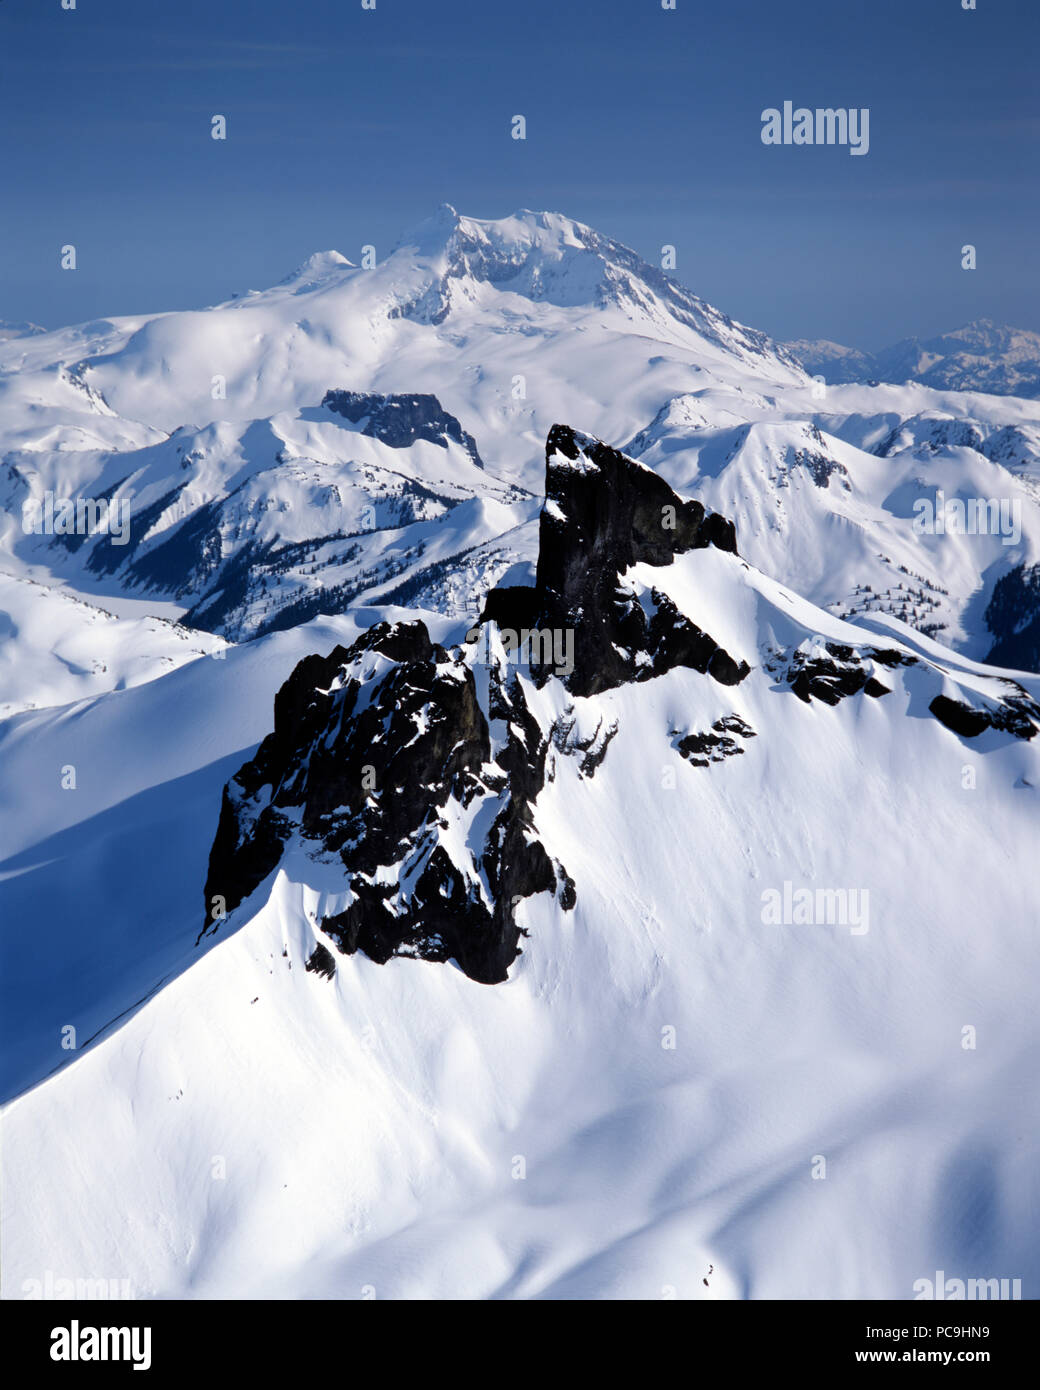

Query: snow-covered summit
<box><xmin>3</xmin><ymin>207</ymin><xmax>1040</xmax><ymax>669</ymax></box>
<box><xmin>275</xmin><ymin>249</ymin><xmax>357</xmax><ymax>294</ymax></box>
<box><xmin>386</xmin><ymin>205</ymin><xmax>803</xmax><ymax>373</ymax></box>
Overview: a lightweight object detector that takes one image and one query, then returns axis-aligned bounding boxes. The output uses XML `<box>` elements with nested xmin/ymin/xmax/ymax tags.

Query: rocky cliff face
<box><xmin>482</xmin><ymin>424</ymin><xmax>745</xmax><ymax>696</ymax></box>
<box><xmin>202</xmin><ymin>618</ymin><xmax>565</xmax><ymax>983</ymax></box>
<box><xmin>202</xmin><ymin>424</ymin><xmax>1040</xmax><ymax>984</ymax></box>
<box><xmin>322</xmin><ymin>389</ymin><xmax>484</xmax><ymax>467</ymax></box>
<box><xmin>201</xmin><ymin>424</ymin><xmax>745</xmax><ymax>979</ymax></box>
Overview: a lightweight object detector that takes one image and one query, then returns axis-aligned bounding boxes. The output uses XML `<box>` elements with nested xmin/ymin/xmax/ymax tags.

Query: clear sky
<box><xmin>2</xmin><ymin>0</ymin><xmax>1037</xmax><ymax>349</ymax></box>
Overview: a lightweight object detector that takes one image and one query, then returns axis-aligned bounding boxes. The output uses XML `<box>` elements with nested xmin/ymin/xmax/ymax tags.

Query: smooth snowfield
<box><xmin>0</xmin><ymin>609</ymin><xmax>407</xmax><ymax>1105</ymax></box>
<box><xmin>0</xmin><ymin>572</ymin><xmax>225</xmax><ymax>718</ymax></box>
<box><xmin>2</xmin><ymin>548</ymin><xmax>1038</xmax><ymax>1299</ymax></box>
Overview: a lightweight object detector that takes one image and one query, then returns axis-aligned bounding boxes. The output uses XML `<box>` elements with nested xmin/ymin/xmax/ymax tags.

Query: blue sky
<box><xmin>2</xmin><ymin>0</ymin><xmax>1037</xmax><ymax>347</ymax></box>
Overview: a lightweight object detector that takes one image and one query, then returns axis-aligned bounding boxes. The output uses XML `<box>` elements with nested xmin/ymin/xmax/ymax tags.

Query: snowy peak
<box><xmin>384</xmin><ymin>206</ymin><xmax>803</xmax><ymax>372</ymax></box>
<box><xmin>277</xmin><ymin>249</ymin><xmax>356</xmax><ymax>291</ymax></box>
<box><xmin>787</xmin><ymin>319</ymin><xmax>1040</xmax><ymax>398</ymax></box>
<box><xmin>0</xmin><ymin>205</ymin><xmax>810</xmax><ymax>492</ymax></box>
<box><xmin>395</xmin><ymin>204</ymin><xmax>615</xmax><ymax>278</ymax></box>
<box><xmin>386</xmin><ymin>205</ymin><xmax>635</xmax><ymax>323</ymax></box>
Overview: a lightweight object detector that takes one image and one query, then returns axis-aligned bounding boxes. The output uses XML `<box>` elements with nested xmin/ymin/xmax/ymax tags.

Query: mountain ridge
<box><xmin>786</xmin><ymin>319</ymin><xmax>1040</xmax><ymax>398</ymax></box>
<box><xmin>200</xmin><ymin>424</ymin><xmax>1039</xmax><ymax>993</ymax></box>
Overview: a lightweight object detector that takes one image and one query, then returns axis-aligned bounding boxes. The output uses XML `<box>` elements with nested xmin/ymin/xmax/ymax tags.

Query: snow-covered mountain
<box><xmin>3</xmin><ymin>209</ymin><xmax>1039</xmax><ymax>666</ymax></box>
<box><xmin>2</xmin><ymin>208</ymin><xmax>1040</xmax><ymax>1302</ymax></box>
<box><xmin>0</xmin><ymin>206</ymin><xmax>808</xmax><ymax>646</ymax></box>
<box><xmin>623</xmin><ymin>398</ymin><xmax>1040</xmax><ymax>666</ymax></box>
<box><xmin>787</xmin><ymin>320</ymin><xmax>1040</xmax><ymax>399</ymax></box>
<box><xmin>3</xmin><ymin>427</ymin><xmax>1038</xmax><ymax>1299</ymax></box>
<box><xmin>783</xmin><ymin>337</ymin><xmax>876</xmax><ymax>385</ymax></box>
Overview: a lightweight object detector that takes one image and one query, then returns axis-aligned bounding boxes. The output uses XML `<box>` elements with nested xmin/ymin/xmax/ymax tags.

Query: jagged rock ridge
<box><xmin>322</xmin><ymin>389</ymin><xmax>484</xmax><ymax>468</ymax></box>
<box><xmin>202</xmin><ymin>425</ymin><xmax>1040</xmax><ymax>985</ymax></box>
<box><xmin>482</xmin><ymin>424</ymin><xmax>745</xmax><ymax>696</ymax></box>
<box><xmin>202</xmin><ymin>424</ymin><xmax>747</xmax><ymax>979</ymax></box>
<box><xmin>203</xmin><ymin>618</ymin><xmax>566</xmax><ymax>984</ymax></box>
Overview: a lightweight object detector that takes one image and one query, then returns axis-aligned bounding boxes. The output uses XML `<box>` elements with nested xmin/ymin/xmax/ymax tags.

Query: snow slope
<box><xmin>626</xmin><ymin>404</ymin><xmax>1040</xmax><ymax>660</ymax></box>
<box><xmin>0</xmin><ymin>573</ymin><xmax>225</xmax><ymax>718</ymax></box>
<box><xmin>2</xmin><ymin>429</ymin><xmax>1037</xmax><ymax>1301</ymax></box>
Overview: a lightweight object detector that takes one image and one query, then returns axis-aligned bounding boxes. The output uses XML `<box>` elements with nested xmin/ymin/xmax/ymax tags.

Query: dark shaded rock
<box><xmin>870</xmin><ymin>648</ymin><xmax>915</xmax><ymax>668</ymax></box>
<box><xmin>929</xmin><ymin>692</ymin><xmax>1039</xmax><ymax>741</ymax></box>
<box><xmin>707</xmin><ymin>648</ymin><xmax>750</xmax><ymax>686</ymax></box>
<box><xmin>202</xmin><ymin>619</ymin><xmax>570</xmax><ymax>984</ymax></box>
<box><xmin>929</xmin><ymin>695</ymin><xmax>994</xmax><ymax>739</ymax></box>
<box><xmin>305</xmin><ymin>944</ymin><xmax>337</xmax><ymax>980</ymax></box>
<box><xmin>790</xmin><ymin>660</ymin><xmax>870</xmax><ymax>706</ymax></box>
<box><xmin>479</xmin><ymin>584</ymin><xmax>539</xmax><ymax>632</ymax></box>
<box><xmin>640</xmin><ymin>589</ymin><xmax>748</xmax><ymax>686</ymax></box>
<box><xmin>985</xmin><ymin>564</ymin><xmax>1040</xmax><ymax>673</ymax></box>
<box><xmin>777</xmin><ymin>642</ymin><xmax>913</xmax><ymax>708</ymax></box>
<box><xmin>996</xmin><ymin>693</ymin><xmax>1040</xmax><ymax>739</ymax></box>
<box><xmin>528</xmin><ymin>425</ymin><xmax>741</xmax><ymax>695</ymax></box>
<box><xmin>323</xmin><ymin>389</ymin><xmax>484</xmax><ymax>468</ymax></box>
<box><xmin>677</xmin><ymin>715</ymin><xmax>756</xmax><ymax>767</ymax></box>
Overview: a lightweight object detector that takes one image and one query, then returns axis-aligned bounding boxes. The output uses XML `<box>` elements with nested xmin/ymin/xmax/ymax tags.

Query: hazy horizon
<box><xmin>2</xmin><ymin>0</ymin><xmax>1037</xmax><ymax>348</ymax></box>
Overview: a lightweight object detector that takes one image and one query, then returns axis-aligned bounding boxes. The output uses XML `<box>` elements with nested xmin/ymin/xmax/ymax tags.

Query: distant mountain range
<box><xmin>0</xmin><ymin>319</ymin><xmax>45</xmax><ymax>342</ymax></box>
<box><xmin>3</xmin><ymin>207</ymin><xmax>1039</xmax><ymax>670</ymax></box>
<box><xmin>785</xmin><ymin>319</ymin><xmax>1040</xmax><ymax>399</ymax></box>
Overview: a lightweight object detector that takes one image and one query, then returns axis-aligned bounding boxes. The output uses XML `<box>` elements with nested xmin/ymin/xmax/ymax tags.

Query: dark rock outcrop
<box><xmin>202</xmin><ymin>619</ymin><xmax>569</xmax><ymax>983</ymax></box>
<box><xmin>676</xmin><ymin>715</ymin><xmax>757</xmax><ymax>767</ymax></box>
<box><xmin>305</xmin><ymin>943</ymin><xmax>337</xmax><ymax>980</ymax></box>
<box><xmin>985</xmin><ymin>564</ymin><xmax>1040</xmax><ymax>674</ymax></box>
<box><xmin>930</xmin><ymin>691</ymin><xmax>1039</xmax><ymax>741</ymax></box>
<box><xmin>323</xmin><ymin>389</ymin><xmax>484</xmax><ymax>468</ymax></box>
<box><xmin>769</xmin><ymin>637</ymin><xmax>1038</xmax><ymax>738</ymax></box>
<box><xmin>765</xmin><ymin>640</ymin><xmax>910</xmax><ymax>707</ymax></box>
<box><xmin>480</xmin><ymin>424</ymin><xmax>745</xmax><ymax>696</ymax></box>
